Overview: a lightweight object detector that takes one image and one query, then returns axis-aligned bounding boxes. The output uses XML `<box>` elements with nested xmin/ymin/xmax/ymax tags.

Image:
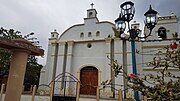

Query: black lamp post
<box><xmin>115</xmin><ymin>1</ymin><xmax>158</xmax><ymax>101</ymax></box>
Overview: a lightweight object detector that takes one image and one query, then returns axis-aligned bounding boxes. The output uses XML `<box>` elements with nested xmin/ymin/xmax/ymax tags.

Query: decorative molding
<box><xmin>67</xmin><ymin>54</ymin><xmax>73</xmax><ymax>56</ymax></box>
<box><xmin>51</xmin><ymin>54</ymin><xmax>57</xmax><ymax>56</ymax></box>
<box><xmin>157</xmin><ymin>21</ymin><xmax>177</xmax><ymax>25</ymax></box>
<box><xmin>106</xmin><ymin>52</ymin><xmax>131</xmax><ymax>54</ymax></box>
<box><xmin>51</xmin><ymin>43</ymin><xmax>57</xmax><ymax>46</ymax></box>
<box><xmin>67</xmin><ymin>41</ymin><xmax>74</xmax><ymax>46</ymax></box>
<box><xmin>58</xmin><ymin>41</ymin><xmax>66</xmax><ymax>46</ymax></box>
<box><xmin>113</xmin><ymin>38</ymin><xmax>121</xmax><ymax>41</ymax></box>
<box><xmin>158</xmin><ymin>16</ymin><xmax>177</xmax><ymax>20</ymax></box>
<box><xmin>78</xmin><ymin>64</ymin><xmax>101</xmax><ymax>73</ymax></box>
<box><xmin>142</xmin><ymin>45</ymin><xmax>168</xmax><ymax>49</ymax></box>
<box><xmin>105</xmin><ymin>38</ymin><xmax>112</xmax><ymax>43</ymax></box>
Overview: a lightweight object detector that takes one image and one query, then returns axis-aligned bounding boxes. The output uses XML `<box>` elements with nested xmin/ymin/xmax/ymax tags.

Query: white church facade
<box><xmin>39</xmin><ymin>4</ymin><xmax>180</xmax><ymax>98</ymax></box>
<box><xmin>39</xmin><ymin>6</ymin><xmax>136</xmax><ymax>96</ymax></box>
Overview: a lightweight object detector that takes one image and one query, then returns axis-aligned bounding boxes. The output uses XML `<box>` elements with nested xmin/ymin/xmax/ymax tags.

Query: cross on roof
<box><xmin>90</xmin><ymin>3</ymin><xmax>94</xmax><ymax>9</ymax></box>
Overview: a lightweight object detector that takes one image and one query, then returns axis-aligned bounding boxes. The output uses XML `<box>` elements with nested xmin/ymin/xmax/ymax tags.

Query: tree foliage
<box><xmin>24</xmin><ymin>56</ymin><xmax>43</xmax><ymax>90</ymax></box>
<box><xmin>0</xmin><ymin>27</ymin><xmax>43</xmax><ymax>90</ymax></box>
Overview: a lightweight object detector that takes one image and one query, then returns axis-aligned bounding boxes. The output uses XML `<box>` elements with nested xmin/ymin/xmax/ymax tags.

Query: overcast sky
<box><xmin>0</xmin><ymin>0</ymin><xmax>180</xmax><ymax>65</ymax></box>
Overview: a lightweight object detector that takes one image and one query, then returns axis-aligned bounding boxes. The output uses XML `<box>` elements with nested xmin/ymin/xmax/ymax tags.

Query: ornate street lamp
<box><xmin>115</xmin><ymin>13</ymin><xmax>126</xmax><ymax>36</ymax></box>
<box><xmin>144</xmin><ymin>5</ymin><xmax>158</xmax><ymax>38</ymax></box>
<box><xmin>115</xmin><ymin>3</ymin><xmax>158</xmax><ymax>39</ymax></box>
<box><xmin>115</xmin><ymin>1</ymin><xmax>158</xmax><ymax>101</ymax></box>
<box><xmin>120</xmin><ymin>1</ymin><xmax>135</xmax><ymax>23</ymax></box>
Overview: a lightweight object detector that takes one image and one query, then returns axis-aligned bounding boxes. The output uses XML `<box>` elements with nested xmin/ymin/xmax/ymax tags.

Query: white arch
<box><xmin>77</xmin><ymin>64</ymin><xmax>101</xmax><ymax>86</ymax></box>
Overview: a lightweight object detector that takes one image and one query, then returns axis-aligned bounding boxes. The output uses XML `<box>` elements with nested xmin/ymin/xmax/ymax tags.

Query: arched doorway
<box><xmin>80</xmin><ymin>66</ymin><xmax>98</xmax><ymax>95</ymax></box>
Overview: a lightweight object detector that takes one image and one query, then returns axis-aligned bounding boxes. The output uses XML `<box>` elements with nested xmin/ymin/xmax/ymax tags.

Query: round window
<box><xmin>87</xmin><ymin>43</ymin><xmax>92</xmax><ymax>48</ymax></box>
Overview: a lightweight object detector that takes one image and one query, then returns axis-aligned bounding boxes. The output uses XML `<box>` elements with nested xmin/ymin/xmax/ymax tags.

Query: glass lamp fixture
<box><xmin>115</xmin><ymin>13</ymin><xmax>126</xmax><ymax>33</ymax></box>
<box><xmin>120</xmin><ymin>1</ymin><xmax>135</xmax><ymax>22</ymax></box>
<box><xmin>144</xmin><ymin>5</ymin><xmax>158</xmax><ymax>30</ymax></box>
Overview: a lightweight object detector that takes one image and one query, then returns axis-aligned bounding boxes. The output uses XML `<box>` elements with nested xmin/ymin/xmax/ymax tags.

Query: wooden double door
<box><xmin>80</xmin><ymin>66</ymin><xmax>98</xmax><ymax>95</ymax></box>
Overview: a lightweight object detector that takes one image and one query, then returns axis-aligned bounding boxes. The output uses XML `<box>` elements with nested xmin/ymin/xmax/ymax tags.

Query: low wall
<box><xmin>79</xmin><ymin>97</ymin><xmax>118</xmax><ymax>101</ymax></box>
<box><xmin>1</xmin><ymin>94</ymin><xmax>50</xmax><ymax>101</ymax></box>
<box><xmin>1</xmin><ymin>94</ymin><xmax>118</xmax><ymax>101</ymax></box>
<box><xmin>1</xmin><ymin>94</ymin><xmax>136</xmax><ymax>101</ymax></box>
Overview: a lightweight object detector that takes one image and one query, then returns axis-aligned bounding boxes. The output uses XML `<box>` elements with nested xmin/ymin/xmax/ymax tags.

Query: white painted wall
<box><xmin>71</xmin><ymin>40</ymin><xmax>110</xmax><ymax>81</ymax></box>
<box><xmin>147</xmin><ymin>15</ymin><xmax>179</xmax><ymax>40</ymax></box>
<box><xmin>39</xmin><ymin>38</ymin><xmax>58</xmax><ymax>85</ymax></box>
<box><xmin>141</xmin><ymin>15</ymin><xmax>180</xmax><ymax>80</ymax></box>
<box><xmin>59</xmin><ymin>21</ymin><xmax>114</xmax><ymax>41</ymax></box>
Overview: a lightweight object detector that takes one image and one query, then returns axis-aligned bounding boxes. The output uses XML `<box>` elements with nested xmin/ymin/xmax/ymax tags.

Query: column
<box><xmin>114</xmin><ymin>38</ymin><xmax>123</xmax><ymax>66</ymax></box>
<box><xmin>47</xmin><ymin>42</ymin><xmax>58</xmax><ymax>83</ymax></box>
<box><xmin>54</xmin><ymin>41</ymin><xmax>66</xmax><ymax>94</ymax></box>
<box><xmin>66</xmin><ymin>41</ymin><xmax>74</xmax><ymax>74</ymax></box>
<box><xmin>55</xmin><ymin>41</ymin><xmax>66</xmax><ymax>76</ymax></box>
<box><xmin>66</xmin><ymin>41</ymin><xmax>74</xmax><ymax>95</ymax></box>
<box><xmin>4</xmin><ymin>49</ymin><xmax>30</xmax><ymax>101</ymax></box>
<box><xmin>105</xmin><ymin>38</ymin><xmax>112</xmax><ymax>82</ymax></box>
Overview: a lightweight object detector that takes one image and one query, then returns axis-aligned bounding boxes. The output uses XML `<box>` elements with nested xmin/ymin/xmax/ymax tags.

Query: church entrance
<box><xmin>80</xmin><ymin>66</ymin><xmax>98</xmax><ymax>95</ymax></box>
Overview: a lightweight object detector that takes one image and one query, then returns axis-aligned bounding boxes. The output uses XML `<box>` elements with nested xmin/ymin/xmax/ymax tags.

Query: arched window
<box><xmin>80</xmin><ymin>32</ymin><xmax>84</xmax><ymax>38</ymax></box>
<box><xmin>158</xmin><ymin>27</ymin><xmax>167</xmax><ymax>39</ymax></box>
<box><xmin>96</xmin><ymin>31</ymin><xmax>100</xmax><ymax>37</ymax></box>
<box><xmin>88</xmin><ymin>32</ymin><xmax>92</xmax><ymax>37</ymax></box>
<box><xmin>89</xmin><ymin>12</ymin><xmax>93</xmax><ymax>17</ymax></box>
<box><xmin>52</xmin><ymin>34</ymin><xmax>54</xmax><ymax>37</ymax></box>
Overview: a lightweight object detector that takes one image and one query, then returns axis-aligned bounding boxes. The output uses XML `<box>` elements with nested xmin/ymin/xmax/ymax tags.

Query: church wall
<box><xmin>48</xmin><ymin>43</ymin><xmax>58</xmax><ymax>83</ymax></box>
<box><xmin>147</xmin><ymin>16</ymin><xmax>178</xmax><ymax>40</ymax></box>
<box><xmin>70</xmin><ymin>40</ymin><xmax>111</xmax><ymax>82</ymax></box>
<box><xmin>135</xmin><ymin>42</ymin><xmax>143</xmax><ymax>75</ymax></box>
<box><xmin>39</xmin><ymin>5</ymin><xmax>161</xmax><ymax>95</ymax></box>
<box><xmin>59</xmin><ymin>22</ymin><xmax>114</xmax><ymax>41</ymax></box>
<box><xmin>142</xmin><ymin>15</ymin><xmax>179</xmax><ymax>69</ymax></box>
<box><xmin>39</xmin><ymin>39</ymin><xmax>58</xmax><ymax>85</ymax></box>
<box><xmin>55</xmin><ymin>41</ymin><xmax>67</xmax><ymax>77</ymax></box>
<box><xmin>141</xmin><ymin>40</ymin><xmax>176</xmax><ymax>69</ymax></box>
<box><xmin>113</xmin><ymin>38</ymin><xmax>123</xmax><ymax>88</ymax></box>
<box><xmin>141</xmin><ymin>15</ymin><xmax>179</xmax><ymax>79</ymax></box>
<box><xmin>66</xmin><ymin>41</ymin><xmax>74</xmax><ymax>74</ymax></box>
